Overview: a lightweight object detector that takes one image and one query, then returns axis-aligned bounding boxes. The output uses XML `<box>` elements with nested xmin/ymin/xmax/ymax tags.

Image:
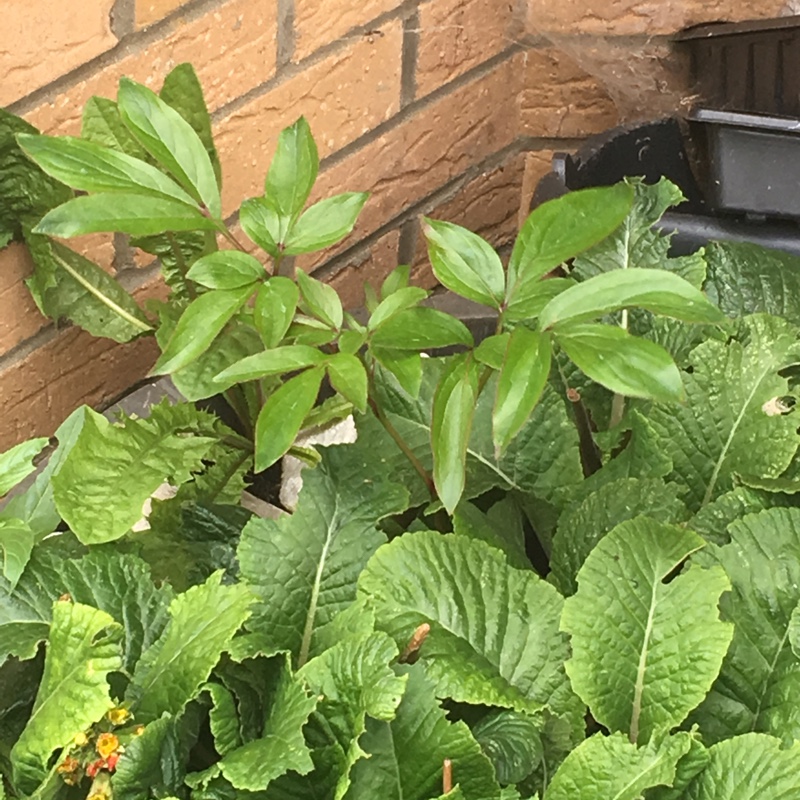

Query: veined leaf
<box><xmin>359</xmin><ymin>531</ymin><xmax>571</xmax><ymax>714</ymax></box>
<box><xmin>255</xmin><ymin>276</ymin><xmax>300</xmax><ymax>347</ymax></box>
<box><xmin>0</xmin><ymin>438</ymin><xmax>48</xmax><ymax>496</ymax></box>
<box><xmin>17</xmin><ymin>133</ymin><xmax>199</xmax><ymax>207</ymax></box>
<box><xmin>453</xmin><ymin>498</ymin><xmax>531</xmax><ymax>570</ymax></box>
<box><xmin>327</xmin><ymin>353</ymin><xmax>368</xmax><ymax>413</ymax></box>
<box><xmin>370</xmin><ymin>307</ymin><xmax>473</xmax><ymax>351</ymax></box>
<box><xmin>561</xmin><ymin>518</ymin><xmax>733</xmax><ymax>743</ymax></box>
<box><xmin>240</xmin><ymin>195</ymin><xmax>281</xmax><ymax>257</ymax></box>
<box><xmin>239</xmin><ymin>447</ymin><xmax>408</xmax><ymax>665</ymax></box>
<box><xmin>81</xmin><ymin>96</ymin><xmax>148</xmax><ymax>156</ymax></box>
<box><xmin>347</xmin><ymin>664</ymin><xmax>501</xmax><ymax>800</ymax></box>
<box><xmin>538</xmin><ymin>268</ymin><xmax>723</xmax><ymax>330</ymax></box>
<box><xmin>284</xmin><ymin>192</ymin><xmax>368</xmax><ymax>255</ymax></box>
<box><xmin>52</xmin><ymin>404</ymin><xmax>218</xmax><ymax>544</ymax></box>
<box><xmin>646</xmin><ymin>736</ymin><xmax>710</xmax><ymax>800</ymax></box>
<box><xmin>648</xmin><ymin>314</ymin><xmax>800</xmax><ymax>511</ymax></box>
<box><xmin>368</xmin><ymin>286</ymin><xmax>428</xmax><ymax>331</ymax></box>
<box><xmin>424</xmin><ymin>218</ymin><xmax>505</xmax><ymax>308</ymax></box>
<box><xmin>186</xmin><ymin>250</ymin><xmax>265</xmax><ymax>289</ymax></box>
<box><xmin>118</xmin><ymin>77</ymin><xmax>221</xmax><ymax>217</ymax></box>
<box><xmin>371</xmin><ymin>349</ymin><xmax>423</xmax><ymax>397</ymax></box>
<box><xmin>126</xmin><ymin>571</ymin><xmax>252</xmax><ymax>722</ymax></box>
<box><xmin>0</xmin><ymin>520</ymin><xmax>35</xmax><ymax>590</ymax></box>
<box><xmin>689</xmin><ymin>508</ymin><xmax>800</xmax><ymax>743</ymax></box>
<box><xmin>215</xmin><ymin>344</ymin><xmax>325</xmax><ymax>384</ymax></box>
<box><xmin>11</xmin><ymin>601</ymin><xmax>122</xmax><ymax>793</ymax></box>
<box><xmin>543</xmin><ymin>732</ymin><xmax>692</xmax><ymax>800</ymax></box>
<box><xmin>34</xmin><ymin>192</ymin><xmax>217</xmax><ymax>237</ymax></box>
<box><xmin>296</xmin><ymin>268</ymin><xmax>343</xmax><ymax>329</ymax></box>
<box><xmin>266</xmin><ymin>116</ymin><xmax>319</xmax><ymax>224</ymax></box>
<box><xmin>473</xmin><ymin>709</ymin><xmax>543</xmax><ymax>786</ymax></box>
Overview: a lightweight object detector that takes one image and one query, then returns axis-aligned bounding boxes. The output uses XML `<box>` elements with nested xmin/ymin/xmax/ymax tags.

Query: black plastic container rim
<box><xmin>690</xmin><ymin>107</ymin><xmax>800</xmax><ymax>134</ymax></box>
<box><xmin>675</xmin><ymin>15</ymin><xmax>800</xmax><ymax>41</ymax></box>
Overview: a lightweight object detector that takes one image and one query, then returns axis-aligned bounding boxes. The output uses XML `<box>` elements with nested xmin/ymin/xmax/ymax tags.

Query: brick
<box><xmin>416</xmin><ymin>0</ymin><xmax>516</xmax><ymax>98</ymax></box>
<box><xmin>0</xmin><ymin>0</ymin><xmax>117</xmax><ymax>107</ymax></box>
<box><xmin>293</xmin><ymin>0</ymin><xmax>400</xmax><ymax>61</ymax></box>
<box><xmin>0</xmin><ymin>244</ymin><xmax>48</xmax><ymax>355</ymax></box>
<box><xmin>215</xmin><ymin>19</ymin><xmax>403</xmax><ymax>214</ymax></box>
<box><xmin>305</xmin><ymin>54</ymin><xmax>521</xmax><ymax>267</ymax></box>
<box><xmin>26</xmin><ymin>0</ymin><xmax>277</xmax><ymax>135</ymax></box>
<box><xmin>526</xmin><ymin>0</ymin><xmax>789</xmax><ymax>37</ymax></box>
<box><xmin>328</xmin><ymin>230</ymin><xmax>402</xmax><ymax>309</ymax></box>
<box><xmin>519</xmin><ymin>149</ymin><xmax>556</xmax><ymax>229</ymax></box>
<box><xmin>518</xmin><ymin>48</ymin><xmax>618</xmax><ymax>138</ymax></box>
<box><xmin>136</xmin><ymin>0</ymin><xmax>190</xmax><ymax>28</ymax></box>
<box><xmin>62</xmin><ymin>233</ymin><xmax>117</xmax><ymax>274</ymax></box>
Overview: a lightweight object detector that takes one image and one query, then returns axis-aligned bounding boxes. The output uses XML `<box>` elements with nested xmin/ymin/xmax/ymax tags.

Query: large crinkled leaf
<box><xmin>239</xmin><ymin>445</ymin><xmax>408</xmax><ymax>666</ymax></box>
<box><xmin>126</xmin><ymin>571</ymin><xmax>252</xmax><ymax>723</ymax></box>
<box><xmin>217</xmin><ymin>658</ymin><xmax>316</xmax><ymax>791</ymax></box>
<box><xmin>205</xmin><ymin>682</ymin><xmax>242</xmax><ymax>756</ymax></box>
<box><xmin>689</xmin><ymin>508</ymin><xmax>800</xmax><ymax>743</ymax></box>
<box><xmin>473</xmin><ymin>709</ymin><xmax>542</xmax><ymax>786</ymax></box>
<box><xmin>296</xmin><ymin>632</ymin><xmax>407</xmax><ymax>800</ymax></box>
<box><xmin>25</xmin><ymin>233</ymin><xmax>152</xmax><ymax>342</ymax></box>
<box><xmin>364</xmin><ymin>360</ymin><xmax>583</xmax><ymax>510</ymax></box>
<box><xmin>347</xmin><ymin>664</ymin><xmax>501</xmax><ymax>800</ymax></box>
<box><xmin>705</xmin><ymin>241</ymin><xmax>800</xmax><ymax>325</ymax></box>
<box><xmin>561</xmin><ymin>518</ymin><xmax>732</xmax><ymax>743</ymax></box>
<box><xmin>453</xmin><ymin>498</ymin><xmax>531</xmax><ymax>570</ymax></box>
<box><xmin>52</xmin><ymin>403</ymin><xmax>219</xmax><ymax>544</ymax></box>
<box><xmin>681</xmin><ymin>733</ymin><xmax>800</xmax><ymax>799</ymax></box>
<box><xmin>543</xmin><ymin>732</ymin><xmax>692</xmax><ymax>800</ymax></box>
<box><xmin>646</xmin><ymin>736</ymin><xmax>710</xmax><ymax>800</ymax></box>
<box><xmin>549</xmin><ymin>477</ymin><xmax>687</xmax><ymax>596</ymax></box>
<box><xmin>358</xmin><ymin>531</ymin><xmax>570</xmax><ymax>715</ymax></box>
<box><xmin>571</xmin><ymin>178</ymin><xmax>706</xmax><ymax>288</ymax></box>
<box><xmin>648</xmin><ymin>315</ymin><xmax>800</xmax><ymax>511</ymax></box>
<box><xmin>133</xmin><ymin>229</ymin><xmax>212</xmax><ymax>301</ymax></box>
<box><xmin>11</xmin><ymin>601</ymin><xmax>122</xmax><ymax>793</ymax></box>
<box><xmin>0</xmin><ymin>548</ymin><xmax>172</xmax><ymax>670</ymax></box>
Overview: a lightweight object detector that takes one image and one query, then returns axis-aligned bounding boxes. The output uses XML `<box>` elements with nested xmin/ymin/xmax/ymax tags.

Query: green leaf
<box><xmin>507</xmin><ymin>184</ymin><xmax>634</xmax><ymax>310</ymax></box>
<box><xmin>218</xmin><ymin>660</ymin><xmax>316</xmax><ymax>791</ymax></box>
<box><xmin>0</xmin><ymin>438</ymin><xmax>47</xmax><ymax>496</ymax></box>
<box><xmin>549</xmin><ymin>478</ymin><xmax>687</xmax><ymax>596</ymax></box>
<box><xmin>254</xmin><ymin>277</ymin><xmax>300</xmax><ymax>347</ymax></box>
<box><xmin>504</xmin><ymin>277</ymin><xmax>576</xmax><ymax>324</ymax></box>
<box><xmin>186</xmin><ymin>251</ymin><xmax>265</xmax><ymax>289</ymax></box>
<box><xmin>368</xmin><ymin>286</ymin><xmax>429</xmax><ymax>331</ymax></box>
<box><xmin>17</xmin><ymin>133</ymin><xmax>199</xmax><ymax>207</ymax></box>
<box><xmin>118</xmin><ymin>77</ymin><xmax>221</xmax><ymax>217</ymax></box>
<box><xmin>370</xmin><ymin>307</ymin><xmax>473</xmax><ymax>350</ymax></box>
<box><xmin>689</xmin><ymin>508</ymin><xmax>800</xmax><ymax>743</ymax></box>
<box><xmin>81</xmin><ymin>96</ymin><xmax>147</xmax><ymax>156</ymax></box>
<box><xmin>561</xmin><ymin>518</ymin><xmax>733</xmax><ymax>743</ymax></box>
<box><xmin>240</xmin><ymin>196</ymin><xmax>281</xmax><ymax>257</ymax></box>
<box><xmin>34</xmin><ymin>192</ymin><xmax>217</xmax><ymax>237</ymax></box>
<box><xmin>359</xmin><ymin>531</ymin><xmax>571</xmax><ymax>714</ymax></box>
<box><xmin>372</xmin><ymin>350</ymin><xmax>423</xmax><ymax>397</ymax></box>
<box><xmin>453</xmin><ymin>498</ymin><xmax>531</xmax><ymax>570</ymax></box>
<box><xmin>153</xmin><ymin>285</ymin><xmax>254</xmax><ymax>374</ymax></box>
<box><xmin>159</xmin><ymin>62</ymin><xmax>222</xmax><ymax>187</ymax></box>
<box><xmin>473</xmin><ymin>710</ymin><xmax>542</xmax><ymax>785</ymax></box>
<box><xmin>266</xmin><ymin>116</ymin><xmax>319</xmax><ymax>223</ymax></box>
<box><xmin>132</xmin><ymin>228</ymin><xmax>212</xmax><ymax>301</ymax></box>
<box><xmin>296</xmin><ymin>268</ymin><xmax>344</xmax><ymax>329</ymax></box>
<box><xmin>239</xmin><ymin>446</ymin><xmax>408</xmax><ymax>665</ymax></box>
<box><xmin>284</xmin><ymin>192</ymin><xmax>368</xmax><ymax>255</ymax></box>
<box><xmin>381</xmin><ymin>264</ymin><xmax>410</xmax><ymax>298</ymax></box>
<box><xmin>254</xmin><ymin>366</ymin><xmax>325</xmax><ymax>472</ymax></box>
<box><xmin>474</xmin><ymin>333</ymin><xmax>509</xmax><ymax>369</ymax></box>
<box><xmin>645</xmin><ymin>736</ymin><xmax>710</xmax><ymax>800</ymax></box>
<box><xmin>494</xmin><ymin>328</ymin><xmax>551</xmax><ymax>454</ymax></box>
<box><xmin>705</xmin><ymin>241</ymin><xmax>800</xmax><ymax>324</ymax></box>
<box><xmin>572</xmin><ymin>178</ymin><xmax>706</xmax><ymax>288</ymax></box>
<box><xmin>25</xmin><ymin>234</ymin><xmax>152</xmax><ymax>342</ymax></box>
<box><xmin>347</xmin><ymin>664</ymin><xmax>501</xmax><ymax>800</ymax></box>
<box><xmin>432</xmin><ymin>357</ymin><xmax>479</xmax><ymax>512</ymax></box>
<box><xmin>648</xmin><ymin>314</ymin><xmax>800</xmax><ymax>511</ymax></box>
<box><xmin>423</xmin><ymin>218</ymin><xmax>505</xmax><ymax>308</ymax></box>
<box><xmin>327</xmin><ymin>353</ymin><xmax>368</xmax><ymax>413</ymax></box>
<box><xmin>557</xmin><ymin>324</ymin><xmax>684</xmax><ymax>403</ymax></box>
<box><xmin>215</xmin><ymin>344</ymin><xmax>324</xmax><ymax>384</ymax></box>
<box><xmin>205</xmin><ymin>682</ymin><xmax>242</xmax><ymax>757</ymax></box>
<box><xmin>11</xmin><ymin>601</ymin><xmax>122</xmax><ymax>793</ymax></box>
<box><xmin>0</xmin><ymin>520</ymin><xmax>35</xmax><ymax>591</ymax></box>
<box><xmin>539</xmin><ymin>269</ymin><xmax>724</xmax><ymax>330</ymax></box>
<box><xmin>681</xmin><ymin>734</ymin><xmax>800</xmax><ymax>799</ymax></box>
<box><xmin>127</xmin><ymin>572</ymin><xmax>252</xmax><ymax>722</ymax></box>
<box><xmin>543</xmin><ymin>732</ymin><xmax>692</xmax><ymax>800</ymax></box>
<box><xmin>52</xmin><ymin>404</ymin><xmax>217</xmax><ymax>544</ymax></box>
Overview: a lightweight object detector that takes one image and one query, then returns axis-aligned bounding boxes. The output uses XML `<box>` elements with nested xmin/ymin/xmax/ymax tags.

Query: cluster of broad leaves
<box><xmin>5</xmin><ymin>180</ymin><xmax>800</xmax><ymax>800</ymax></box>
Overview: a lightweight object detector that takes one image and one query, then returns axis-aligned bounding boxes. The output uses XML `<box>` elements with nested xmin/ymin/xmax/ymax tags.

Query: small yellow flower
<box><xmin>56</xmin><ymin>755</ymin><xmax>81</xmax><ymax>786</ymax></box>
<box><xmin>96</xmin><ymin>732</ymin><xmax>120</xmax><ymax>759</ymax></box>
<box><xmin>106</xmin><ymin>706</ymin><xmax>131</xmax><ymax>726</ymax></box>
<box><xmin>73</xmin><ymin>731</ymin><xmax>89</xmax><ymax>747</ymax></box>
<box><xmin>134</xmin><ymin>725</ymin><xmax>145</xmax><ymax>736</ymax></box>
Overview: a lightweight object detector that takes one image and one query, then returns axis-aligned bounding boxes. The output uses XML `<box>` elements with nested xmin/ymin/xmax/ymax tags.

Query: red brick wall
<box><xmin>0</xmin><ymin>0</ymin><xmax>792</xmax><ymax>447</ymax></box>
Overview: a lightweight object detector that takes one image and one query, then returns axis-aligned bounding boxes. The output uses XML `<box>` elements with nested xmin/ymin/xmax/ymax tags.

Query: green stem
<box><xmin>218</xmin><ymin>222</ymin><xmax>249</xmax><ymax>253</ymax></box>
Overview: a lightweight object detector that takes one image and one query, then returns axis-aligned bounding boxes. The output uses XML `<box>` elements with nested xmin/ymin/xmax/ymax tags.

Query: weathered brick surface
<box><xmin>519</xmin><ymin>149</ymin><xmax>556</xmax><ymax>229</ymax></box>
<box><xmin>518</xmin><ymin>49</ymin><xmax>618</xmax><ymax>137</ymax></box>
<box><xmin>328</xmin><ymin>230</ymin><xmax>401</xmax><ymax>309</ymax></box>
<box><xmin>293</xmin><ymin>0</ymin><xmax>400</xmax><ymax>61</ymax></box>
<box><xmin>26</xmin><ymin>0</ymin><xmax>277</xmax><ymax>135</ymax></box>
<box><xmin>526</xmin><ymin>0</ymin><xmax>790</xmax><ymax>37</ymax></box>
<box><xmin>0</xmin><ymin>245</ymin><xmax>48</xmax><ymax>356</ymax></box>
<box><xmin>1</xmin><ymin>0</ymin><xmax>117</xmax><ymax>107</ymax></box>
<box><xmin>136</xmin><ymin>0</ymin><xmax>190</xmax><ymax>28</ymax></box>
<box><xmin>216</xmin><ymin>20</ymin><xmax>403</xmax><ymax>214</ymax></box>
<box><xmin>416</xmin><ymin>0</ymin><xmax>516</xmax><ymax>98</ymax></box>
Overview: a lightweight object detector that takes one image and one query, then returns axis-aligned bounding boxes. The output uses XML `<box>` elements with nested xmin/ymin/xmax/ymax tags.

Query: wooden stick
<box><xmin>443</xmin><ymin>759</ymin><xmax>453</xmax><ymax>795</ymax></box>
